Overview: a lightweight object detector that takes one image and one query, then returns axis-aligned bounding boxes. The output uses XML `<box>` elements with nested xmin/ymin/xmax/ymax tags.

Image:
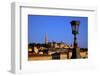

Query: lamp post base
<box><xmin>71</xmin><ymin>48</ymin><xmax>77</xmax><ymax>59</ymax></box>
<box><xmin>71</xmin><ymin>47</ymin><xmax>80</xmax><ymax>59</ymax></box>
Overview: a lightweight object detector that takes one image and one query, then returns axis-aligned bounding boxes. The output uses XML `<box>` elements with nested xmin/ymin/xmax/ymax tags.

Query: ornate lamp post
<box><xmin>70</xmin><ymin>20</ymin><xmax>80</xmax><ymax>59</ymax></box>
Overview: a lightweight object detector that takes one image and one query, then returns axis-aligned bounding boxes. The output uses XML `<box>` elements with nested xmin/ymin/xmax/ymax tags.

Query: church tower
<box><xmin>45</xmin><ymin>33</ymin><xmax>48</xmax><ymax>44</ymax></box>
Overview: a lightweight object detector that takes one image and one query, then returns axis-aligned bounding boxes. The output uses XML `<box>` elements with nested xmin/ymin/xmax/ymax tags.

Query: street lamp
<box><xmin>70</xmin><ymin>20</ymin><xmax>80</xmax><ymax>59</ymax></box>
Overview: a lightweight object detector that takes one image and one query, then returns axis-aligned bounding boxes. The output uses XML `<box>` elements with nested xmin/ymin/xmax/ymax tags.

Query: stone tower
<box><xmin>45</xmin><ymin>33</ymin><xmax>48</xmax><ymax>44</ymax></box>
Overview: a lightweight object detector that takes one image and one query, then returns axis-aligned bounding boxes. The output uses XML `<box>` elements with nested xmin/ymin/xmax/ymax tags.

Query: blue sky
<box><xmin>28</xmin><ymin>15</ymin><xmax>88</xmax><ymax>48</ymax></box>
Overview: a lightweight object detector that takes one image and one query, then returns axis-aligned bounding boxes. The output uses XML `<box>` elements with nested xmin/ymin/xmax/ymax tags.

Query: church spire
<box><xmin>45</xmin><ymin>33</ymin><xmax>48</xmax><ymax>44</ymax></box>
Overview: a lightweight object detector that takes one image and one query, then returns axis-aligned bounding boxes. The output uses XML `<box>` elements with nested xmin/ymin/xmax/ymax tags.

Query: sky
<box><xmin>28</xmin><ymin>15</ymin><xmax>88</xmax><ymax>48</ymax></box>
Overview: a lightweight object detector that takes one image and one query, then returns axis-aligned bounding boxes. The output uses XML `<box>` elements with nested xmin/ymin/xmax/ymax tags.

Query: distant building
<box><xmin>28</xmin><ymin>34</ymin><xmax>84</xmax><ymax>57</ymax></box>
<box><xmin>28</xmin><ymin>48</ymin><xmax>32</xmax><ymax>53</ymax></box>
<box><xmin>34</xmin><ymin>46</ymin><xmax>39</xmax><ymax>54</ymax></box>
<box><xmin>45</xmin><ymin>33</ymin><xmax>48</xmax><ymax>44</ymax></box>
